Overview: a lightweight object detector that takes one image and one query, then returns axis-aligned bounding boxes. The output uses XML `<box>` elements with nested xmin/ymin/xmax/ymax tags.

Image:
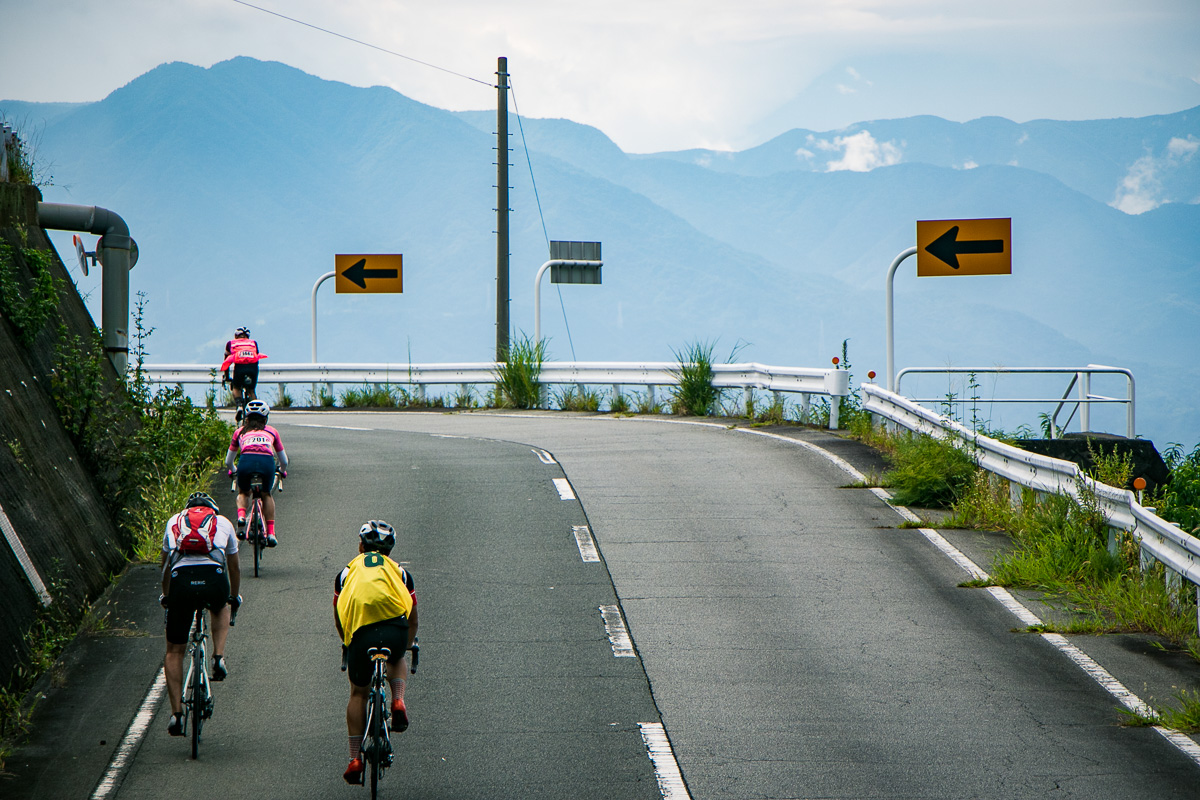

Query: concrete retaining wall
<box><xmin>0</xmin><ymin>184</ymin><xmax>131</xmax><ymax>687</ymax></box>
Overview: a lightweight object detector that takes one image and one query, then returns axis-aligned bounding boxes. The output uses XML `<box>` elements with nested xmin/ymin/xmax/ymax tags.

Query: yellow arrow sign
<box><xmin>917</xmin><ymin>218</ymin><xmax>1011</xmax><ymax>277</ymax></box>
<box><xmin>335</xmin><ymin>254</ymin><xmax>404</xmax><ymax>294</ymax></box>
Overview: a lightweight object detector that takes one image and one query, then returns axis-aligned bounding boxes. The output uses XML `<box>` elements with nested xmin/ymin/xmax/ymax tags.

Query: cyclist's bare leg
<box><xmin>210</xmin><ymin>606</ymin><xmax>232</xmax><ymax>657</ymax></box>
<box><xmin>164</xmin><ymin>643</ymin><xmax>186</xmax><ymax>714</ymax></box>
<box><xmin>346</xmin><ymin>682</ymin><xmax>369</xmax><ymax>737</ymax></box>
<box><xmin>263</xmin><ymin>493</ymin><xmax>276</xmax><ymax>521</ymax></box>
<box><xmin>236</xmin><ymin>491</ymin><xmax>249</xmax><ymax>516</ymax></box>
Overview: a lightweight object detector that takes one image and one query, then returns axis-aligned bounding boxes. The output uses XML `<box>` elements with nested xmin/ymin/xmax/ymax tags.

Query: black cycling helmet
<box><xmin>234</xmin><ymin>326</ymin><xmax>250</xmax><ymax>337</ymax></box>
<box><xmin>359</xmin><ymin>520</ymin><xmax>396</xmax><ymax>554</ymax></box>
<box><xmin>186</xmin><ymin>491</ymin><xmax>219</xmax><ymax>511</ymax></box>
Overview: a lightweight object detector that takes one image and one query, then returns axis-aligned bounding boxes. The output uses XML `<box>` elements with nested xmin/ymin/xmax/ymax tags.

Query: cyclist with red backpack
<box><xmin>159</xmin><ymin>492</ymin><xmax>242</xmax><ymax>737</ymax></box>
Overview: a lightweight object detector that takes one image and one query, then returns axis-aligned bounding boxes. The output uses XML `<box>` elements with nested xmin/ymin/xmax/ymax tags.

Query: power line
<box><xmin>511</xmin><ymin>80</ymin><xmax>577</xmax><ymax>361</ymax></box>
<box><xmin>229</xmin><ymin>0</ymin><xmax>495</xmax><ymax>89</ymax></box>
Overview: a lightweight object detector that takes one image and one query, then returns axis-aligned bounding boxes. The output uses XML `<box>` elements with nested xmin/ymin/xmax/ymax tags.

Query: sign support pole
<box><xmin>311</xmin><ymin>271</ymin><xmax>335</xmax><ymax>363</ymax></box>
<box><xmin>885</xmin><ymin>246</ymin><xmax>918</xmax><ymax>392</ymax></box>
<box><xmin>534</xmin><ymin>259</ymin><xmax>602</xmax><ymax>343</ymax></box>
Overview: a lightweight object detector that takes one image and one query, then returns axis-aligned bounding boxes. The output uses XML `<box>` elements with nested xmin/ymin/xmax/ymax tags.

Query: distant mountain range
<box><xmin>3</xmin><ymin>57</ymin><xmax>1198</xmax><ymax>447</ymax></box>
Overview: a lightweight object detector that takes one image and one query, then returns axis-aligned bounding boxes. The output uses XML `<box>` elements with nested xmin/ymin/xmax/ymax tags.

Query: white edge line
<box><xmin>533</xmin><ymin>448</ymin><xmax>557</xmax><ymax>464</ymax></box>
<box><xmin>90</xmin><ymin>668</ymin><xmax>167</xmax><ymax>800</ymax></box>
<box><xmin>763</xmin><ymin>432</ymin><xmax>1200</xmax><ymax>770</ymax></box>
<box><xmin>639</xmin><ymin>722</ymin><xmax>691</xmax><ymax>800</ymax></box>
<box><xmin>553</xmin><ymin>477</ymin><xmax>576</xmax><ymax>500</ymax></box>
<box><xmin>599</xmin><ymin>604</ymin><xmax>635</xmax><ymax>657</ymax></box>
<box><xmin>292</xmin><ymin>423</ymin><xmax>372</xmax><ymax>431</ymax></box>
<box><xmin>573</xmin><ymin>525</ymin><xmax>600</xmax><ymax>563</ymax></box>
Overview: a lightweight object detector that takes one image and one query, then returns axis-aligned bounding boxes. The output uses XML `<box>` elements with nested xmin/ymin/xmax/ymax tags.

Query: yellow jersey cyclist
<box><xmin>334</xmin><ymin>520</ymin><xmax>418</xmax><ymax>785</ymax></box>
<box><xmin>159</xmin><ymin>492</ymin><xmax>242</xmax><ymax>736</ymax></box>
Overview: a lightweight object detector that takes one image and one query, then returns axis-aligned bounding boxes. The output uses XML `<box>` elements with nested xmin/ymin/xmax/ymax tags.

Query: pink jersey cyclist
<box><xmin>225</xmin><ymin>400</ymin><xmax>289</xmax><ymax>546</ymax></box>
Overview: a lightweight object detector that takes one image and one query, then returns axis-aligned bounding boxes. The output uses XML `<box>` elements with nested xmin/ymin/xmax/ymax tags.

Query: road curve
<box><xmin>10</xmin><ymin>409</ymin><xmax>1200</xmax><ymax>800</ymax></box>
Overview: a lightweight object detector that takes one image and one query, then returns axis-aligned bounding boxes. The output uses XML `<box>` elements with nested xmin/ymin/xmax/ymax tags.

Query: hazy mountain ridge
<box><xmin>2</xmin><ymin>57</ymin><xmax>1197</xmax><ymax>446</ymax></box>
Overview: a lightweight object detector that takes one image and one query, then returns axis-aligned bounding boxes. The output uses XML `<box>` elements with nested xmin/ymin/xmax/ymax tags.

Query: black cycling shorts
<box><xmin>165</xmin><ymin>564</ymin><xmax>230</xmax><ymax>645</ymax></box>
<box><xmin>236</xmin><ymin>454</ymin><xmax>277</xmax><ymax>495</ymax></box>
<box><xmin>346</xmin><ymin>617</ymin><xmax>409</xmax><ymax>687</ymax></box>
<box><xmin>231</xmin><ymin>362</ymin><xmax>259</xmax><ymax>392</ymax></box>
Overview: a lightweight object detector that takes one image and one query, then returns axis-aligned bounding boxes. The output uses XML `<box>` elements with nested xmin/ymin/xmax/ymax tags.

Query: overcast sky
<box><xmin>3</xmin><ymin>0</ymin><xmax>1199</xmax><ymax>153</ymax></box>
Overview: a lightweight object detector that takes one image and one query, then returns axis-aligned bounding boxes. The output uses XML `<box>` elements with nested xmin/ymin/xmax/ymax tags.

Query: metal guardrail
<box><xmin>895</xmin><ymin>365</ymin><xmax>1135</xmax><ymax>439</ymax></box>
<box><xmin>141</xmin><ymin>361</ymin><xmax>852</xmax><ymax>428</ymax></box>
<box><xmin>862</xmin><ymin>383</ymin><xmax>1200</xmax><ymax>624</ymax></box>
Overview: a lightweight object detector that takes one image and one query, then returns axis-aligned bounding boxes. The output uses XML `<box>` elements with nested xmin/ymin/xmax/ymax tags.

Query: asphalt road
<box><xmin>9</xmin><ymin>410</ymin><xmax>1200</xmax><ymax>799</ymax></box>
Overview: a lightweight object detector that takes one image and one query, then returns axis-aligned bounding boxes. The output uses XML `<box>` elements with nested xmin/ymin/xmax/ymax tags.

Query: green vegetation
<box><xmin>0</xmin><ymin>244</ymin><xmax>62</xmax><ymax>346</ymax></box>
<box><xmin>1</xmin><ymin>117</ymin><xmax>52</xmax><ymax>187</ymax></box>
<box><xmin>557</xmin><ymin>385</ymin><xmax>602</xmax><ymax>412</ymax></box>
<box><xmin>493</xmin><ymin>334</ymin><xmax>546</xmax><ymax>409</ymax></box>
<box><xmin>1152</xmin><ymin>443</ymin><xmax>1200</xmax><ymax>533</ymax></box>
<box><xmin>1121</xmin><ymin>688</ymin><xmax>1200</xmax><ymax>731</ymax></box>
<box><xmin>669</xmin><ymin>340</ymin><xmax>719</xmax><ymax>416</ymax></box>
<box><xmin>875</xmin><ymin>430</ymin><xmax>978</xmax><ymax>508</ymax></box>
<box><xmin>339</xmin><ymin>382</ymin><xmax>445</xmax><ymax>409</ymax></box>
<box><xmin>2</xmin><ymin>291</ymin><xmax>230</xmax><ymax>766</ymax></box>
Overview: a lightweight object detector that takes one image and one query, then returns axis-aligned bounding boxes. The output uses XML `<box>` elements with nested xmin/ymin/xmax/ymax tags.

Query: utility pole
<box><xmin>495</xmin><ymin>56</ymin><xmax>510</xmax><ymax>361</ymax></box>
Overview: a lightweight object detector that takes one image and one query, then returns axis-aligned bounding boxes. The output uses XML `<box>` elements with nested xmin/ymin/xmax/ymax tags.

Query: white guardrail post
<box><xmin>141</xmin><ymin>361</ymin><xmax>853</xmax><ymax>429</ymax></box>
<box><xmin>862</xmin><ymin>382</ymin><xmax>1200</xmax><ymax>632</ymax></box>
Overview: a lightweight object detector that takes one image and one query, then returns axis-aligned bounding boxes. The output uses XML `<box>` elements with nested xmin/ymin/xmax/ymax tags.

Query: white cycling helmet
<box><xmin>244</xmin><ymin>400</ymin><xmax>270</xmax><ymax>420</ymax></box>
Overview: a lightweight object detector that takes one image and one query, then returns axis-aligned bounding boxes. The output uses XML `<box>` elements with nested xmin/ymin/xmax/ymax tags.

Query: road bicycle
<box><xmin>353</xmin><ymin>640</ymin><xmax>418</xmax><ymax>799</ymax></box>
<box><xmin>181</xmin><ymin>607</ymin><xmax>214</xmax><ymax>759</ymax></box>
<box><xmin>231</xmin><ymin>469</ymin><xmax>283</xmax><ymax>578</ymax></box>
<box><xmin>225</xmin><ymin>372</ymin><xmax>257</xmax><ymax>424</ymax></box>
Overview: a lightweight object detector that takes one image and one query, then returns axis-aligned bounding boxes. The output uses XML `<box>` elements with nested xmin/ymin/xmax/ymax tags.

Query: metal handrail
<box><xmin>862</xmin><ymin>383</ymin><xmax>1200</xmax><ymax>628</ymax></box>
<box><xmin>895</xmin><ymin>365</ymin><xmax>1135</xmax><ymax>438</ymax></box>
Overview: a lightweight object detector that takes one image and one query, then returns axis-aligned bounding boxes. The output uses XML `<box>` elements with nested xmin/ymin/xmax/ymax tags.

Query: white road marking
<box><xmin>533</xmin><ymin>448</ymin><xmax>557</xmax><ymax>464</ymax></box>
<box><xmin>639</xmin><ymin>722</ymin><xmax>691</xmax><ymax>800</ymax></box>
<box><xmin>292</xmin><ymin>423</ymin><xmax>372</xmax><ymax>431</ymax></box>
<box><xmin>553</xmin><ymin>478</ymin><xmax>576</xmax><ymax>500</ymax></box>
<box><xmin>90</xmin><ymin>668</ymin><xmax>167</xmax><ymax>800</ymax></box>
<box><xmin>573</xmin><ymin>525</ymin><xmax>600</xmax><ymax>562</ymax></box>
<box><xmin>600</xmin><ymin>604</ymin><xmax>636</xmax><ymax>657</ymax></box>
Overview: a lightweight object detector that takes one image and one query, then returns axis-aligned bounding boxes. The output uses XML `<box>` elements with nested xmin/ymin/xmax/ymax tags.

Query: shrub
<box><xmin>494</xmin><ymin>334</ymin><xmax>545</xmax><ymax>409</ymax></box>
<box><xmin>883</xmin><ymin>431</ymin><xmax>978</xmax><ymax>508</ymax></box>
<box><xmin>669</xmin><ymin>340</ymin><xmax>719</xmax><ymax>416</ymax></box>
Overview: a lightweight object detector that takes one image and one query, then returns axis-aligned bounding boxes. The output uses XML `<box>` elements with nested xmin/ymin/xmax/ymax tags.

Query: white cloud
<box><xmin>1167</xmin><ymin>136</ymin><xmax>1200</xmax><ymax>158</ymax></box>
<box><xmin>836</xmin><ymin>83</ymin><xmax>856</xmax><ymax>95</ymax></box>
<box><xmin>795</xmin><ymin>148</ymin><xmax>815</xmax><ymax>160</ymax></box>
<box><xmin>821</xmin><ymin>130</ymin><xmax>902</xmax><ymax>172</ymax></box>
<box><xmin>959</xmin><ymin>160</ymin><xmax>979</xmax><ymax>170</ymax></box>
<box><xmin>1111</xmin><ymin>135</ymin><xmax>1199</xmax><ymax>214</ymax></box>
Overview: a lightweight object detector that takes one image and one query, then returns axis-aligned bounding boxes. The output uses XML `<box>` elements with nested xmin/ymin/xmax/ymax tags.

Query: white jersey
<box><xmin>161</xmin><ymin>511</ymin><xmax>239</xmax><ymax>570</ymax></box>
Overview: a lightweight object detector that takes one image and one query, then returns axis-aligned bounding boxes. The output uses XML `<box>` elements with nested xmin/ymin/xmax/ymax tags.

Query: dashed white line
<box><xmin>639</xmin><ymin>722</ymin><xmax>691</xmax><ymax>799</ymax></box>
<box><xmin>533</xmin><ymin>448</ymin><xmax>557</xmax><ymax>464</ymax></box>
<box><xmin>553</xmin><ymin>478</ymin><xmax>576</xmax><ymax>500</ymax></box>
<box><xmin>90</xmin><ymin>668</ymin><xmax>167</xmax><ymax>800</ymax></box>
<box><xmin>599</xmin><ymin>604</ymin><xmax>635</xmax><ymax>657</ymax></box>
<box><xmin>573</xmin><ymin>525</ymin><xmax>600</xmax><ymax>562</ymax></box>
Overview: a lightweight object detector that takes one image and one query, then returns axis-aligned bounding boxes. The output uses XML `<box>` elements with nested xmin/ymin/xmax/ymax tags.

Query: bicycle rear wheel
<box><xmin>189</xmin><ymin>643</ymin><xmax>204</xmax><ymax>758</ymax></box>
<box><xmin>249</xmin><ymin>503</ymin><xmax>264</xmax><ymax>577</ymax></box>
<box><xmin>370</xmin><ymin>690</ymin><xmax>385</xmax><ymax>799</ymax></box>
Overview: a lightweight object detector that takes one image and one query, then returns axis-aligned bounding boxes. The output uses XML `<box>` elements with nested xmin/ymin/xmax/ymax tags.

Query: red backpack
<box><xmin>173</xmin><ymin>507</ymin><xmax>218</xmax><ymax>555</ymax></box>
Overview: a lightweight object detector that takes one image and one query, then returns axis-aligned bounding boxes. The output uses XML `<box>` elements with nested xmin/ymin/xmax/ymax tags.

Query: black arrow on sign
<box><xmin>341</xmin><ymin>258</ymin><xmax>398</xmax><ymax>289</ymax></box>
<box><xmin>924</xmin><ymin>225</ymin><xmax>1005</xmax><ymax>269</ymax></box>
